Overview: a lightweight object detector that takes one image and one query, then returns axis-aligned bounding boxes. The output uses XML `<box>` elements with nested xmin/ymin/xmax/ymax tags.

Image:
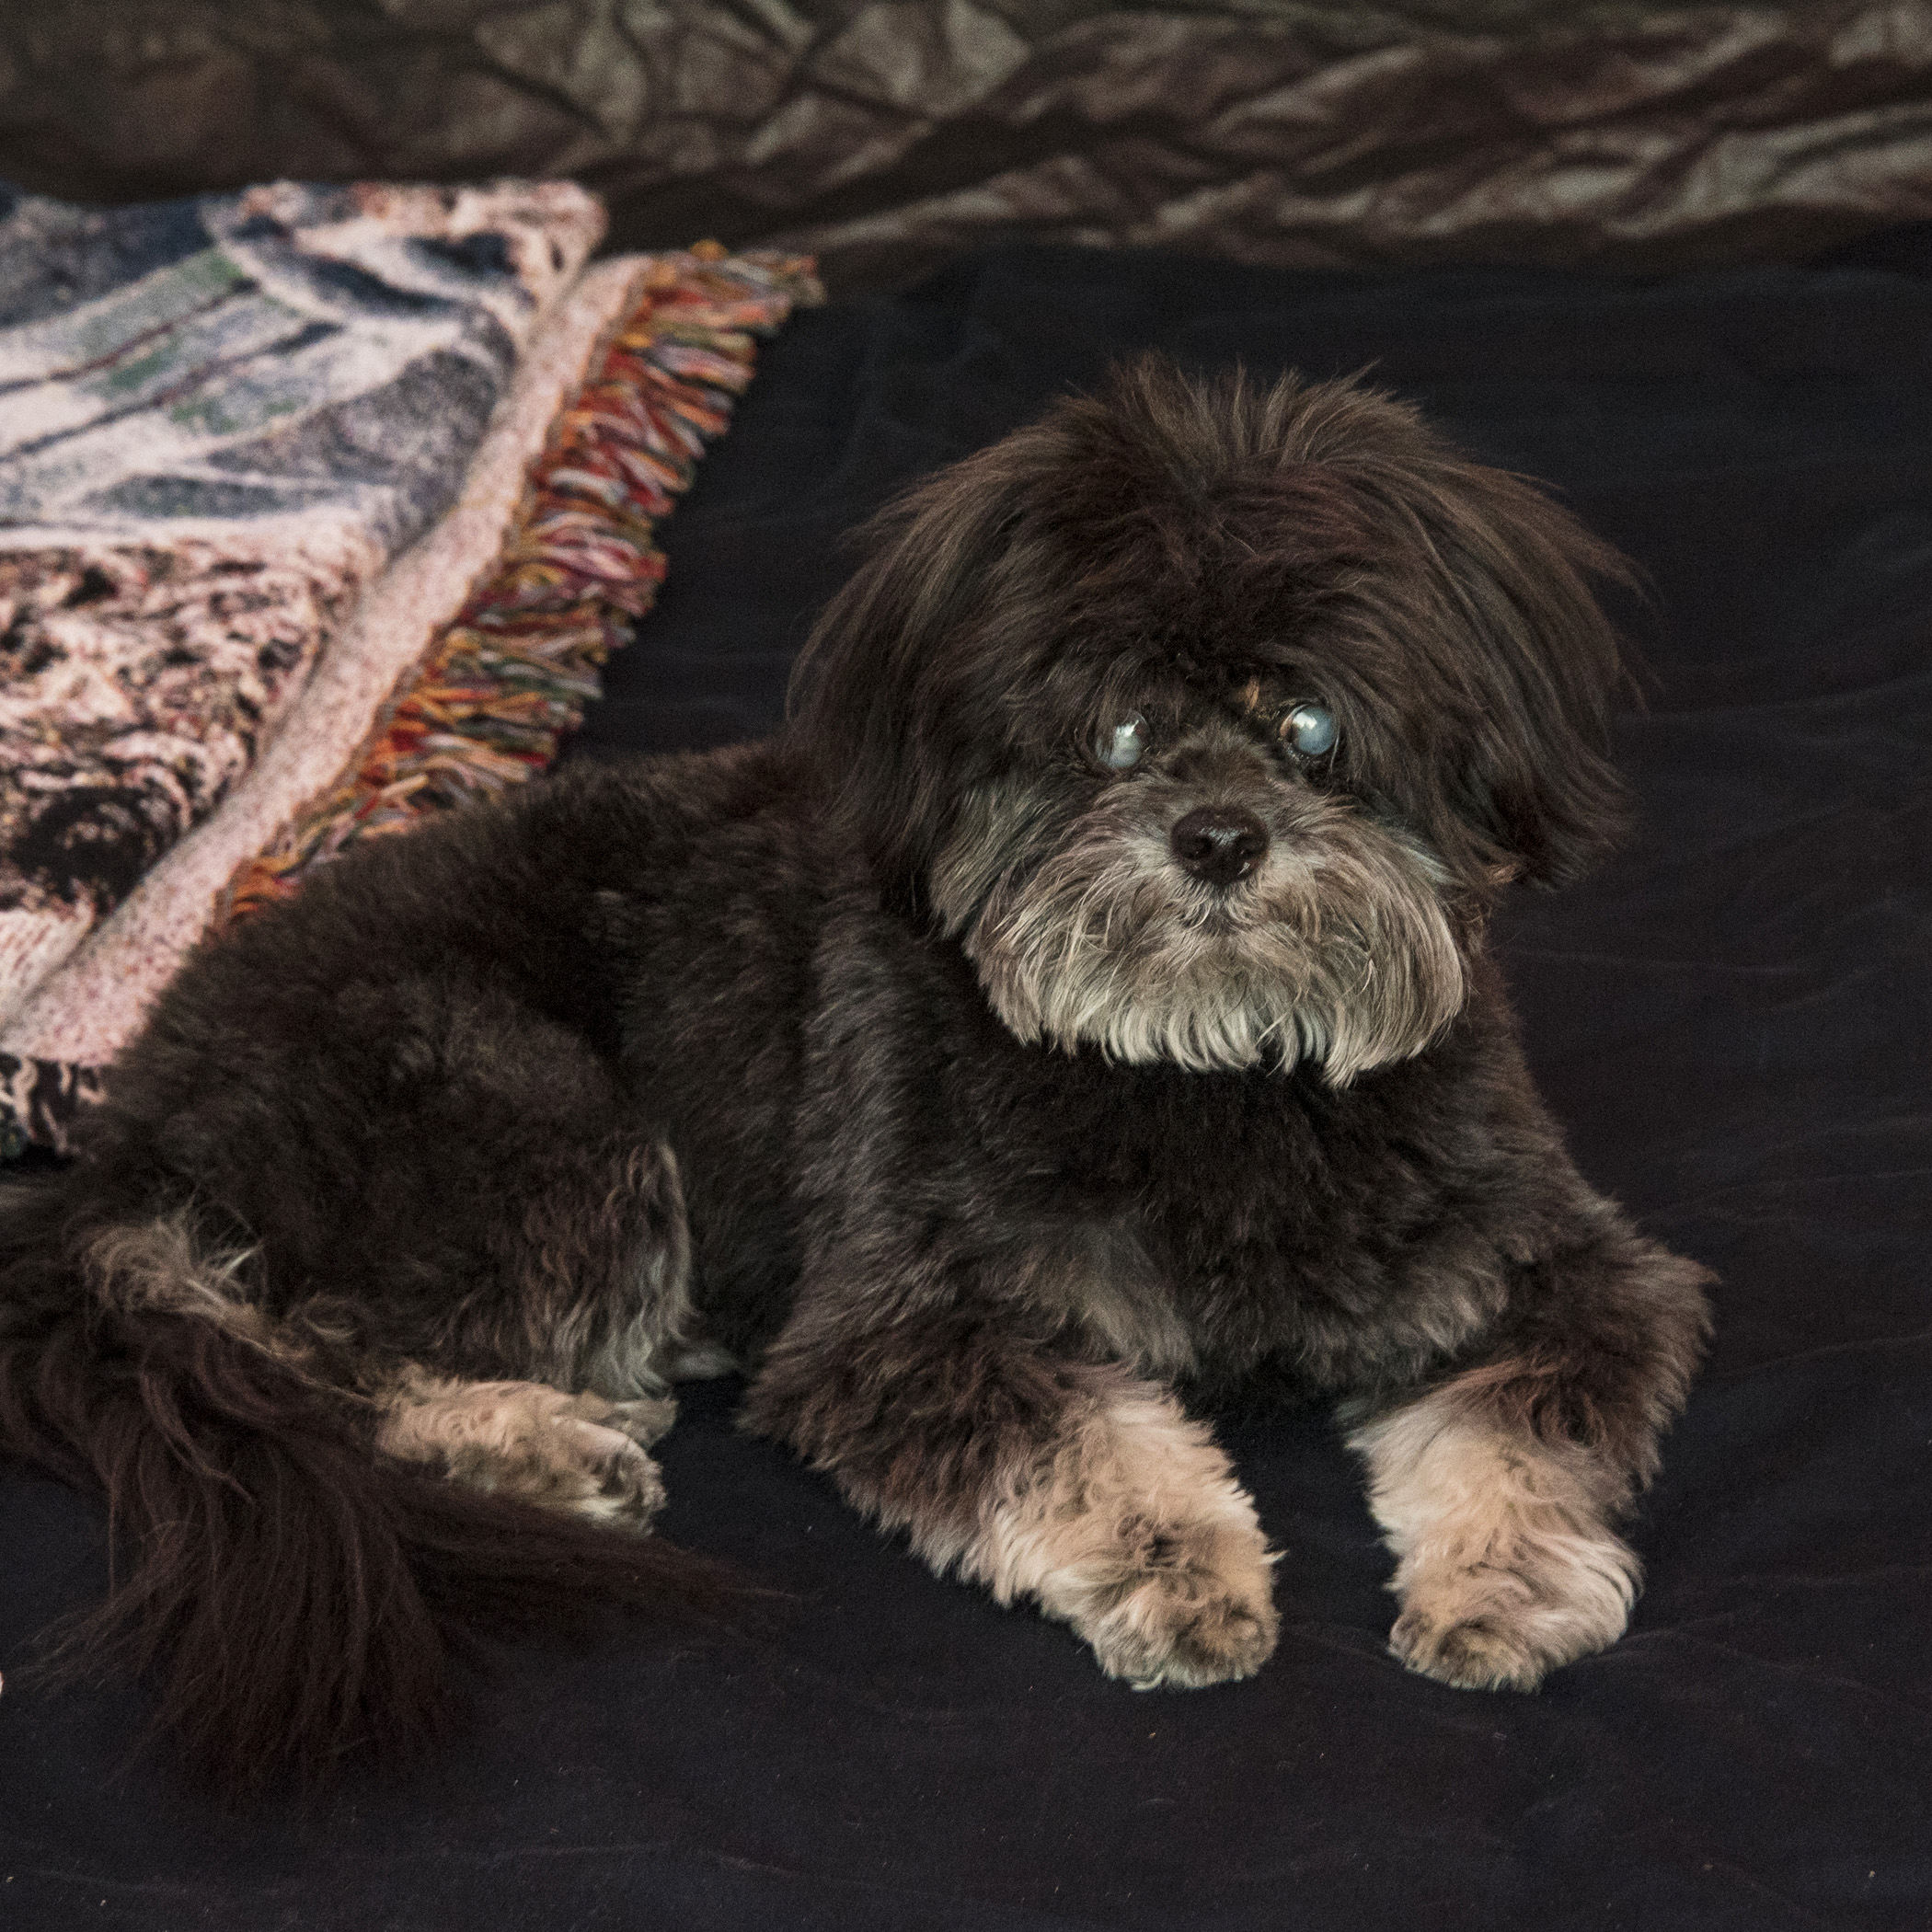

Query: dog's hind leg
<box><xmin>1344</xmin><ymin>1233</ymin><xmax>1712</xmax><ymax>1690</ymax></box>
<box><xmin>375</xmin><ymin>1372</ymin><xmax>675</xmax><ymax>1531</ymax></box>
<box><xmin>0</xmin><ymin>1190</ymin><xmax>724</xmax><ymax>1793</ymax></box>
<box><xmin>0</xmin><ymin>782</ymin><xmax>733</xmax><ymax>1791</ymax></box>
<box><xmin>67</xmin><ymin>1214</ymin><xmax>680</xmax><ymax>1531</ymax></box>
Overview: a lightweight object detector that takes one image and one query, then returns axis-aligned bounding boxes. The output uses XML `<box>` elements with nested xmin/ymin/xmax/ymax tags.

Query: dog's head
<box><xmin>790</xmin><ymin>360</ymin><xmax>1631</xmax><ymax>1080</ymax></box>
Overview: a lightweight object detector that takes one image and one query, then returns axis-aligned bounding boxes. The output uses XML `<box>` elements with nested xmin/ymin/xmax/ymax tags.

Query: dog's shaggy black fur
<box><xmin>0</xmin><ymin>362</ymin><xmax>1712</xmax><ymax>1793</ymax></box>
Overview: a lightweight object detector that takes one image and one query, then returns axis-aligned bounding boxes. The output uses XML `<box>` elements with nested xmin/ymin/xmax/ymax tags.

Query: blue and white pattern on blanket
<box><xmin>0</xmin><ymin>178</ymin><xmax>602</xmax><ymax>1047</ymax></box>
<box><xmin>0</xmin><ymin>178</ymin><xmax>589</xmax><ymax>546</ymax></box>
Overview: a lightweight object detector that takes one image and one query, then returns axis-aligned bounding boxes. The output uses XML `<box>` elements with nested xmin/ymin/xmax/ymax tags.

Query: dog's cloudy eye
<box><xmin>1099</xmin><ymin>714</ymin><xmax>1149</xmax><ymax>769</ymax></box>
<box><xmin>1282</xmin><ymin>703</ymin><xmax>1337</xmax><ymax>756</ymax></box>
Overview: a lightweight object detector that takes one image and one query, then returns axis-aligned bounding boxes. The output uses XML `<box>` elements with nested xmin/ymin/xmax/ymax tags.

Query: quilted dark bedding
<box><xmin>3</xmin><ymin>236</ymin><xmax>1930</xmax><ymax>1928</ymax></box>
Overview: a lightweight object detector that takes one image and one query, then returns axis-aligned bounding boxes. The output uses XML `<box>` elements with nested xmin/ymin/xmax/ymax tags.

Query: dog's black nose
<box><xmin>1170</xmin><ymin>806</ymin><xmax>1270</xmax><ymax>887</ymax></box>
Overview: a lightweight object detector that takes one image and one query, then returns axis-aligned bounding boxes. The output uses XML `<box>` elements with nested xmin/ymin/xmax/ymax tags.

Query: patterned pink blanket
<box><xmin>0</xmin><ymin>181</ymin><xmax>818</xmax><ymax>1151</ymax></box>
<box><xmin>0</xmin><ymin>180</ymin><xmax>605</xmax><ymax>1017</ymax></box>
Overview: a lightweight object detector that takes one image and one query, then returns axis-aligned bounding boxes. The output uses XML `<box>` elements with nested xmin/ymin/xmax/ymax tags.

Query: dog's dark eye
<box><xmin>1099</xmin><ymin>713</ymin><xmax>1150</xmax><ymax>769</ymax></box>
<box><xmin>1282</xmin><ymin>704</ymin><xmax>1337</xmax><ymax>756</ymax></box>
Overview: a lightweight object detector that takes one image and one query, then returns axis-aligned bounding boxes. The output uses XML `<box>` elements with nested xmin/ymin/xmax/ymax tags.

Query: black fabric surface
<box><xmin>4</xmin><ymin>240</ymin><xmax>1930</xmax><ymax>1930</ymax></box>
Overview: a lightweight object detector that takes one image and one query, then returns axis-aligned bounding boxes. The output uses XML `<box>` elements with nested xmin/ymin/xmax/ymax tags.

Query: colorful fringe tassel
<box><xmin>223</xmin><ymin>243</ymin><xmax>821</xmax><ymax>918</ymax></box>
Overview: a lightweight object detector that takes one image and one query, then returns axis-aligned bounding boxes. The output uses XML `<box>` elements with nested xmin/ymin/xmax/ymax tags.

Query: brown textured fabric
<box><xmin>4</xmin><ymin>3</ymin><xmax>1931</xmax><ymax>292</ymax></box>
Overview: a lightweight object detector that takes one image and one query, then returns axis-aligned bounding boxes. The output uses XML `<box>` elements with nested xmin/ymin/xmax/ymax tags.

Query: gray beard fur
<box><xmin>948</xmin><ymin>791</ymin><xmax>1467</xmax><ymax>1082</ymax></box>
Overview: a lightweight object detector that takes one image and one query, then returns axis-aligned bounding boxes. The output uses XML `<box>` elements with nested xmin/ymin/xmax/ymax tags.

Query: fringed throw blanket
<box><xmin>224</xmin><ymin>246</ymin><xmax>805</xmax><ymax>912</ymax></box>
<box><xmin>0</xmin><ymin>184</ymin><xmax>819</xmax><ymax>1153</ymax></box>
<box><xmin>0</xmin><ymin>178</ymin><xmax>604</xmax><ymax>1016</ymax></box>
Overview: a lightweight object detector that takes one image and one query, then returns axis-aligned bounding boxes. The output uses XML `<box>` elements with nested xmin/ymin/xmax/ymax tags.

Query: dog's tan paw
<box><xmin>1387</xmin><ymin>1529</ymin><xmax>1639</xmax><ymax>1691</ymax></box>
<box><xmin>550</xmin><ymin>1396</ymin><xmax>669</xmax><ymax>1529</ymax></box>
<box><xmin>914</xmin><ymin>1375</ymin><xmax>1279</xmax><ymax>1689</ymax></box>
<box><xmin>596</xmin><ymin>1392</ymin><xmax>678</xmax><ymax>1449</ymax></box>
<box><xmin>1347</xmin><ymin>1406</ymin><xmax>1645</xmax><ymax>1693</ymax></box>
<box><xmin>1082</xmin><ymin>1523</ymin><xmax>1280</xmax><ymax>1690</ymax></box>
<box><xmin>379</xmin><ymin>1375</ymin><xmax>669</xmax><ymax>1531</ymax></box>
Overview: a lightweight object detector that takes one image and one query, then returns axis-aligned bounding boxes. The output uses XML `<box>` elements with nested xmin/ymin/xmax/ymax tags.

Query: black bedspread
<box><xmin>4</xmin><ymin>239</ymin><xmax>1928</xmax><ymax>1930</ymax></box>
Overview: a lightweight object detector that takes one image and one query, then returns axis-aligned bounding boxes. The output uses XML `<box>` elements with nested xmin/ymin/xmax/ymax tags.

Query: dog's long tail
<box><xmin>0</xmin><ymin>1176</ymin><xmax>725</xmax><ymax>1797</ymax></box>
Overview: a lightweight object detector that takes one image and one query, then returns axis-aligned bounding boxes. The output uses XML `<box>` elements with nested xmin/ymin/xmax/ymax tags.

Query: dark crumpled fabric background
<box><xmin>4</xmin><ymin>1</ymin><xmax>1932</xmax><ymax>290</ymax></box>
<box><xmin>3</xmin><ymin>233</ymin><xmax>1929</xmax><ymax>1929</ymax></box>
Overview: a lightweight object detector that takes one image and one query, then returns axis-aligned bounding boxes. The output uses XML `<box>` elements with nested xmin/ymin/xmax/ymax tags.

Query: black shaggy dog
<box><xmin>0</xmin><ymin>361</ymin><xmax>1712</xmax><ymax>1793</ymax></box>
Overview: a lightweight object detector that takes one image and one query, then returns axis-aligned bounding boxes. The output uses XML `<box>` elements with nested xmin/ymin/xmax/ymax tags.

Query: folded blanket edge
<box><xmin>0</xmin><ymin>242</ymin><xmax>823</xmax><ymax>1157</ymax></box>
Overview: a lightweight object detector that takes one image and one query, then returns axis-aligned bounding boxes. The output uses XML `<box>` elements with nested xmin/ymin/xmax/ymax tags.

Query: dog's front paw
<box><xmin>1080</xmin><ymin>1521</ymin><xmax>1280</xmax><ymax>1690</ymax></box>
<box><xmin>954</xmin><ymin>1383</ymin><xmax>1282</xmax><ymax>1689</ymax></box>
<box><xmin>1387</xmin><ymin>1525</ymin><xmax>1639</xmax><ymax>1691</ymax></box>
<box><xmin>1349</xmin><ymin>1408</ymin><xmax>1648</xmax><ymax>1692</ymax></box>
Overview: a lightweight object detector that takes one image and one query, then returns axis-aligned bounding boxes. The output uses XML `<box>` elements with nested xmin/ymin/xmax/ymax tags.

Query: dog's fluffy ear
<box><xmin>1374</xmin><ymin>445</ymin><xmax>1637</xmax><ymax>890</ymax></box>
<box><xmin>786</xmin><ymin>430</ymin><xmax>1054</xmax><ymax>899</ymax></box>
